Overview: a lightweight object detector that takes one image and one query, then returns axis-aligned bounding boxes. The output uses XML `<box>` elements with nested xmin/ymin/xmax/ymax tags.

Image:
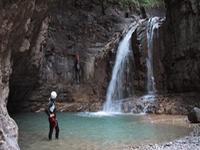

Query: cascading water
<box><xmin>146</xmin><ymin>17</ymin><xmax>161</xmax><ymax>94</ymax></box>
<box><xmin>143</xmin><ymin>17</ymin><xmax>164</xmax><ymax>113</ymax></box>
<box><xmin>103</xmin><ymin>25</ymin><xmax>137</xmax><ymax>113</ymax></box>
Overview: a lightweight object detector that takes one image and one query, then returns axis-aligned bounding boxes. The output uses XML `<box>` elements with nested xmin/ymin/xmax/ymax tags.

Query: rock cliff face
<box><xmin>131</xmin><ymin>17</ymin><xmax>166</xmax><ymax>93</ymax></box>
<box><xmin>0</xmin><ymin>38</ymin><xmax>19</xmax><ymax>149</ymax></box>
<box><xmin>126</xmin><ymin>0</ymin><xmax>200</xmax><ymax>114</ymax></box>
<box><xmin>1</xmin><ymin>0</ymin><xmax>200</xmax><ymax>149</ymax></box>
<box><xmin>7</xmin><ymin>0</ymin><xmax>135</xmax><ymax>113</ymax></box>
<box><xmin>7</xmin><ymin>0</ymin><xmax>49</xmax><ymax>113</ymax></box>
<box><xmin>0</xmin><ymin>0</ymin><xmax>136</xmax><ymax>148</ymax></box>
<box><xmin>0</xmin><ymin>0</ymin><xmax>49</xmax><ymax>149</ymax></box>
<box><xmin>131</xmin><ymin>0</ymin><xmax>200</xmax><ymax>93</ymax></box>
<box><xmin>163</xmin><ymin>0</ymin><xmax>200</xmax><ymax>92</ymax></box>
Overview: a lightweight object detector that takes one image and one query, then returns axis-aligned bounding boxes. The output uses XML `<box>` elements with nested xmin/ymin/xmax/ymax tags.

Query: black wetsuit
<box><xmin>74</xmin><ymin>55</ymin><xmax>80</xmax><ymax>84</ymax></box>
<box><xmin>46</xmin><ymin>98</ymin><xmax>59</xmax><ymax>140</ymax></box>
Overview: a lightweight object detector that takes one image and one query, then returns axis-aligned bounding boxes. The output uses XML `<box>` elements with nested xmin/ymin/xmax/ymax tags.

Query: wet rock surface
<box><xmin>7</xmin><ymin>0</ymin><xmax>136</xmax><ymax>114</ymax></box>
<box><xmin>121</xmin><ymin>93</ymin><xmax>200</xmax><ymax>115</ymax></box>
<box><xmin>131</xmin><ymin>0</ymin><xmax>200</xmax><ymax>93</ymax></box>
<box><xmin>0</xmin><ymin>0</ymin><xmax>45</xmax><ymax>149</ymax></box>
<box><xmin>131</xmin><ymin>17</ymin><xmax>166</xmax><ymax>92</ymax></box>
<box><xmin>188</xmin><ymin>107</ymin><xmax>200</xmax><ymax>123</ymax></box>
<box><xmin>163</xmin><ymin>0</ymin><xmax>200</xmax><ymax>93</ymax></box>
<box><xmin>0</xmin><ymin>0</ymin><xmax>53</xmax><ymax>149</ymax></box>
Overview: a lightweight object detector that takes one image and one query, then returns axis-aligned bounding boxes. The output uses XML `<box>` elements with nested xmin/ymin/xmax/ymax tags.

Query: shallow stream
<box><xmin>13</xmin><ymin>113</ymin><xmax>191</xmax><ymax>150</ymax></box>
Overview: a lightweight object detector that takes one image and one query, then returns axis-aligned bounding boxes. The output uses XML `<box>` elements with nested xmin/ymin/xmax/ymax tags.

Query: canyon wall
<box><xmin>131</xmin><ymin>18</ymin><xmax>166</xmax><ymax>93</ymax></box>
<box><xmin>0</xmin><ymin>0</ymin><xmax>49</xmax><ymax>149</ymax></box>
<box><xmin>1</xmin><ymin>0</ymin><xmax>200</xmax><ymax>149</ymax></box>
<box><xmin>7</xmin><ymin>0</ymin><xmax>136</xmax><ymax>113</ymax></box>
<box><xmin>164</xmin><ymin>0</ymin><xmax>200</xmax><ymax>92</ymax></box>
<box><xmin>132</xmin><ymin>0</ymin><xmax>200</xmax><ymax>93</ymax></box>
<box><xmin>126</xmin><ymin>0</ymin><xmax>200</xmax><ymax>114</ymax></box>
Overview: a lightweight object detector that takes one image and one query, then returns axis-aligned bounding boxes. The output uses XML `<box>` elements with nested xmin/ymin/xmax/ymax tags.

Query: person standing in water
<box><xmin>45</xmin><ymin>91</ymin><xmax>59</xmax><ymax>140</ymax></box>
<box><xmin>74</xmin><ymin>52</ymin><xmax>81</xmax><ymax>84</ymax></box>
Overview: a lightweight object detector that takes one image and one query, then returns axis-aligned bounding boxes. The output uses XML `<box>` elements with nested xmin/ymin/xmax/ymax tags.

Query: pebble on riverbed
<box><xmin>127</xmin><ymin>125</ymin><xmax>200</xmax><ymax>150</ymax></box>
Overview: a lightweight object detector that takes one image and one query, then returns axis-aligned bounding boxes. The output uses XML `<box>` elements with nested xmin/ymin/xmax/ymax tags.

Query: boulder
<box><xmin>188</xmin><ymin>107</ymin><xmax>200</xmax><ymax>123</ymax></box>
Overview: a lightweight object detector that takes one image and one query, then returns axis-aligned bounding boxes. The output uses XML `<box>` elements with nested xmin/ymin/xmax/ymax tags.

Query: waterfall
<box><xmin>146</xmin><ymin>17</ymin><xmax>160</xmax><ymax>94</ymax></box>
<box><xmin>103</xmin><ymin>26</ymin><xmax>136</xmax><ymax>113</ymax></box>
<box><xmin>142</xmin><ymin>17</ymin><xmax>164</xmax><ymax>113</ymax></box>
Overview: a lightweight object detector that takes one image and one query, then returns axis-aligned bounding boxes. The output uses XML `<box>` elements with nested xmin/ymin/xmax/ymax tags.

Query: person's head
<box><xmin>50</xmin><ymin>91</ymin><xmax>57</xmax><ymax>100</ymax></box>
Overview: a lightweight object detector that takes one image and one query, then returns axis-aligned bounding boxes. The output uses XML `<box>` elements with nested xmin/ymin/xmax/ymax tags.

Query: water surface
<box><xmin>13</xmin><ymin>113</ymin><xmax>191</xmax><ymax>150</ymax></box>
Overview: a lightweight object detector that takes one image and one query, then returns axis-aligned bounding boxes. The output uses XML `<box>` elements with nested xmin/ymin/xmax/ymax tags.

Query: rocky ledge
<box><xmin>29</xmin><ymin>92</ymin><xmax>200</xmax><ymax>115</ymax></box>
<box><xmin>121</xmin><ymin>92</ymin><xmax>200</xmax><ymax>115</ymax></box>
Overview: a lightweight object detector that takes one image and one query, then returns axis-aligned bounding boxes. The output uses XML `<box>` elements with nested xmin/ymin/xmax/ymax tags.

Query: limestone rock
<box><xmin>188</xmin><ymin>107</ymin><xmax>200</xmax><ymax>123</ymax></box>
<box><xmin>164</xmin><ymin>0</ymin><xmax>200</xmax><ymax>92</ymax></box>
<box><xmin>0</xmin><ymin>0</ymin><xmax>49</xmax><ymax>149</ymax></box>
<box><xmin>7</xmin><ymin>0</ymin><xmax>136</xmax><ymax>113</ymax></box>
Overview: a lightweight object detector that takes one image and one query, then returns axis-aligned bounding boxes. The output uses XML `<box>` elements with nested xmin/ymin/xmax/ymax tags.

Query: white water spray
<box><xmin>103</xmin><ymin>26</ymin><xmax>136</xmax><ymax>113</ymax></box>
<box><xmin>143</xmin><ymin>17</ymin><xmax>163</xmax><ymax>113</ymax></box>
<box><xmin>146</xmin><ymin>17</ymin><xmax>161</xmax><ymax>94</ymax></box>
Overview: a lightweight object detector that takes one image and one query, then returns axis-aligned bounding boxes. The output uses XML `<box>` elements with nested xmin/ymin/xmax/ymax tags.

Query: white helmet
<box><xmin>51</xmin><ymin>91</ymin><xmax>57</xmax><ymax>99</ymax></box>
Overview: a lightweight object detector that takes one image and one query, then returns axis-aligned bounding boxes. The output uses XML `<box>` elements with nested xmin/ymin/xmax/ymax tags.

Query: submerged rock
<box><xmin>188</xmin><ymin>107</ymin><xmax>200</xmax><ymax>123</ymax></box>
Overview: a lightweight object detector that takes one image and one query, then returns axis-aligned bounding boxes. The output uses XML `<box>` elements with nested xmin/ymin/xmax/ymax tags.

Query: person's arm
<box><xmin>45</xmin><ymin>101</ymin><xmax>53</xmax><ymax>116</ymax></box>
<box><xmin>45</xmin><ymin>108</ymin><xmax>50</xmax><ymax>116</ymax></box>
